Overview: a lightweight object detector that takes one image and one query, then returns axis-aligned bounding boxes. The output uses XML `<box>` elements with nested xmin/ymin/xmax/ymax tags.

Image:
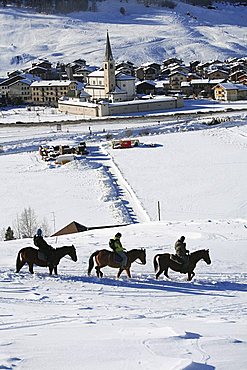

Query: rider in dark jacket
<box><xmin>34</xmin><ymin>229</ymin><xmax>53</xmax><ymax>263</ymax></box>
<box><xmin>175</xmin><ymin>236</ymin><xmax>190</xmax><ymax>264</ymax></box>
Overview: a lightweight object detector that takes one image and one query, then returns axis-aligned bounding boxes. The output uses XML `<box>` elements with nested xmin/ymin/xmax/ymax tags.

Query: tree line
<box><xmin>2</xmin><ymin>0</ymin><xmax>245</xmax><ymax>13</ymax></box>
<box><xmin>1</xmin><ymin>207</ymin><xmax>51</xmax><ymax>241</ymax></box>
<box><xmin>1</xmin><ymin>0</ymin><xmax>90</xmax><ymax>13</ymax></box>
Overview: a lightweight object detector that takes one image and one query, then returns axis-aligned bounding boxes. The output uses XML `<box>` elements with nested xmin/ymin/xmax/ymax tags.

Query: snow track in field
<box><xmin>99</xmin><ymin>144</ymin><xmax>151</xmax><ymax>224</ymax></box>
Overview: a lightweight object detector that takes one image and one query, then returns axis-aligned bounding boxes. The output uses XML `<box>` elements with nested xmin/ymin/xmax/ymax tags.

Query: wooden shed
<box><xmin>51</xmin><ymin>221</ymin><xmax>88</xmax><ymax>237</ymax></box>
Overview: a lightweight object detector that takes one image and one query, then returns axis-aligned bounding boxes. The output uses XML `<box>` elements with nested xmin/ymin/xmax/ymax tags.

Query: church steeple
<box><xmin>103</xmin><ymin>31</ymin><xmax>116</xmax><ymax>96</ymax></box>
<box><xmin>105</xmin><ymin>31</ymin><xmax>113</xmax><ymax>61</ymax></box>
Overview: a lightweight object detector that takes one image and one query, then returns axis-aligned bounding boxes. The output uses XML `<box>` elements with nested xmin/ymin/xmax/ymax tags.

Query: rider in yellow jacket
<box><xmin>113</xmin><ymin>233</ymin><xmax>127</xmax><ymax>269</ymax></box>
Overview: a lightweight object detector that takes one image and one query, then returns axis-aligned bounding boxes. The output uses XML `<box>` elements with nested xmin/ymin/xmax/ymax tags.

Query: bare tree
<box><xmin>13</xmin><ymin>208</ymin><xmax>52</xmax><ymax>239</ymax></box>
<box><xmin>0</xmin><ymin>227</ymin><xmax>6</xmax><ymax>241</ymax></box>
<box><xmin>14</xmin><ymin>207</ymin><xmax>38</xmax><ymax>238</ymax></box>
<box><xmin>13</xmin><ymin>214</ymin><xmax>22</xmax><ymax>239</ymax></box>
<box><xmin>40</xmin><ymin>217</ymin><xmax>51</xmax><ymax>237</ymax></box>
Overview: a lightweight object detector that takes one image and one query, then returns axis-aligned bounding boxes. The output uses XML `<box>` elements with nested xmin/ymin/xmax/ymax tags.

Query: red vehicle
<box><xmin>112</xmin><ymin>139</ymin><xmax>139</xmax><ymax>149</ymax></box>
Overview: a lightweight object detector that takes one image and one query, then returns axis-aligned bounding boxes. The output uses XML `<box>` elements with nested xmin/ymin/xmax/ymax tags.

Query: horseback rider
<box><xmin>110</xmin><ymin>233</ymin><xmax>127</xmax><ymax>269</ymax></box>
<box><xmin>33</xmin><ymin>228</ymin><xmax>54</xmax><ymax>264</ymax></box>
<box><xmin>174</xmin><ymin>236</ymin><xmax>190</xmax><ymax>265</ymax></box>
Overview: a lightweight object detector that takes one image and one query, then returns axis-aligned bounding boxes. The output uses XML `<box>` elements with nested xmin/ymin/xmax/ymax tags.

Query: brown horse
<box><xmin>16</xmin><ymin>245</ymin><xmax>77</xmax><ymax>275</ymax></box>
<box><xmin>153</xmin><ymin>249</ymin><xmax>211</xmax><ymax>281</ymax></box>
<box><xmin>88</xmin><ymin>248</ymin><xmax>146</xmax><ymax>278</ymax></box>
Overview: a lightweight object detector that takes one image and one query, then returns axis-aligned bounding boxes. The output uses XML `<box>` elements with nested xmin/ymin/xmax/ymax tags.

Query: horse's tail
<box><xmin>153</xmin><ymin>254</ymin><xmax>161</xmax><ymax>272</ymax></box>
<box><xmin>88</xmin><ymin>251</ymin><xmax>100</xmax><ymax>276</ymax></box>
<box><xmin>16</xmin><ymin>249</ymin><xmax>24</xmax><ymax>273</ymax></box>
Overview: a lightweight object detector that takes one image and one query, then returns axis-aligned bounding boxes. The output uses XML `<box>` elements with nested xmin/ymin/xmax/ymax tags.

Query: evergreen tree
<box><xmin>5</xmin><ymin>226</ymin><xmax>15</xmax><ymax>241</ymax></box>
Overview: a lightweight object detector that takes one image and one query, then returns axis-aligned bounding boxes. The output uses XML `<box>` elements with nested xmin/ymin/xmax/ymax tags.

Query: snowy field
<box><xmin>0</xmin><ymin>0</ymin><xmax>247</xmax><ymax>75</ymax></box>
<box><xmin>0</xmin><ymin>114</ymin><xmax>247</xmax><ymax>369</ymax></box>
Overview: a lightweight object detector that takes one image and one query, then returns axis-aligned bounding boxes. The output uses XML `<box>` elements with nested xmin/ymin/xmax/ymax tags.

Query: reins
<box><xmin>134</xmin><ymin>260</ymin><xmax>145</xmax><ymax>265</ymax></box>
<box><xmin>63</xmin><ymin>255</ymin><xmax>73</xmax><ymax>260</ymax></box>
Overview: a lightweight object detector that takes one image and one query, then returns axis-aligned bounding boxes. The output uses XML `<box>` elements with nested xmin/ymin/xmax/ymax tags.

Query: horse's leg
<box><xmin>16</xmin><ymin>259</ymin><xmax>26</xmax><ymax>273</ymax></box>
<box><xmin>155</xmin><ymin>268</ymin><xmax>164</xmax><ymax>280</ymax></box>
<box><xmin>164</xmin><ymin>268</ymin><xmax>170</xmax><ymax>279</ymax></box>
<box><xmin>54</xmin><ymin>266</ymin><xmax>58</xmax><ymax>275</ymax></box>
<box><xmin>187</xmin><ymin>271</ymin><xmax>195</xmax><ymax>281</ymax></box>
<box><xmin>125</xmin><ymin>268</ymin><xmax>131</xmax><ymax>278</ymax></box>
<box><xmin>95</xmin><ymin>266</ymin><xmax>103</xmax><ymax>278</ymax></box>
<box><xmin>117</xmin><ymin>268</ymin><xmax>124</xmax><ymax>278</ymax></box>
<box><xmin>49</xmin><ymin>265</ymin><xmax>53</xmax><ymax>275</ymax></box>
<box><xmin>28</xmin><ymin>263</ymin><xmax>34</xmax><ymax>274</ymax></box>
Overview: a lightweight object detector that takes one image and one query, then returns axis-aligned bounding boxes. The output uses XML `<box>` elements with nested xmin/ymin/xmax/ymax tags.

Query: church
<box><xmin>84</xmin><ymin>32</ymin><xmax>136</xmax><ymax>102</ymax></box>
<box><xmin>58</xmin><ymin>33</ymin><xmax>184</xmax><ymax>117</ymax></box>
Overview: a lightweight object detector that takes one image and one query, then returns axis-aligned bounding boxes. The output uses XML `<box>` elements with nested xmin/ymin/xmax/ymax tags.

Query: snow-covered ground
<box><xmin>0</xmin><ymin>0</ymin><xmax>247</xmax><ymax>75</ymax></box>
<box><xmin>0</xmin><ymin>114</ymin><xmax>246</xmax><ymax>369</ymax></box>
<box><xmin>1</xmin><ymin>99</ymin><xmax>247</xmax><ymax>124</ymax></box>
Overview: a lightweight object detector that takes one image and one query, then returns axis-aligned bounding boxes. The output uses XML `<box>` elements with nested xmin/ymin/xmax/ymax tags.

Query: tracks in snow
<box><xmin>98</xmin><ymin>144</ymin><xmax>151</xmax><ymax>224</ymax></box>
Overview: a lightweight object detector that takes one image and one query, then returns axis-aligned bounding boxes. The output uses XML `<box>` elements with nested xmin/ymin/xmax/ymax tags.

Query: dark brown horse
<box><xmin>153</xmin><ymin>249</ymin><xmax>211</xmax><ymax>281</ymax></box>
<box><xmin>16</xmin><ymin>245</ymin><xmax>77</xmax><ymax>275</ymax></box>
<box><xmin>88</xmin><ymin>248</ymin><xmax>146</xmax><ymax>278</ymax></box>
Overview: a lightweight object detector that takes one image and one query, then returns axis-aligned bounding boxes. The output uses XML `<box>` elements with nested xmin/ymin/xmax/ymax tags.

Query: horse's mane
<box><xmin>127</xmin><ymin>248</ymin><xmax>145</xmax><ymax>253</ymax></box>
<box><xmin>191</xmin><ymin>249</ymin><xmax>207</xmax><ymax>255</ymax></box>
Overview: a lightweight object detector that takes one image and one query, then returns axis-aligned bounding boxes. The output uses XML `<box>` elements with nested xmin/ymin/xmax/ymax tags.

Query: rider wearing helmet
<box><xmin>174</xmin><ymin>236</ymin><xmax>190</xmax><ymax>264</ymax></box>
<box><xmin>112</xmin><ymin>232</ymin><xmax>127</xmax><ymax>269</ymax></box>
<box><xmin>34</xmin><ymin>228</ymin><xmax>53</xmax><ymax>264</ymax></box>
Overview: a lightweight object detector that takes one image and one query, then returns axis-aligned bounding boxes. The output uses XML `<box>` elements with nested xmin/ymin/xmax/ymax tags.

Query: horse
<box><xmin>153</xmin><ymin>249</ymin><xmax>211</xmax><ymax>281</ymax></box>
<box><xmin>88</xmin><ymin>248</ymin><xmax>146</xmax><ymax>278</ymax></box>
<box><xmin>16</xmin><ymin>245</ymin><xmax>77</xmax><ymax>275</ymax></box>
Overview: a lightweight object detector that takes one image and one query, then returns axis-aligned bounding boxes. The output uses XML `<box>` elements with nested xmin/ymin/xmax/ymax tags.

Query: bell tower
<box><xmin>104</xmin><ymin>31</ymin><xmax>116</xmax><ymax>96</ymax></box>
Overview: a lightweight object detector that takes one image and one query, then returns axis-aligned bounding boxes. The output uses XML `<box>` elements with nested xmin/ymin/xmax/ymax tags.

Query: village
<box><xmin>0</xmin><ymin>31</ymin><xmax>247</xmax><ymax>118</ymax></box>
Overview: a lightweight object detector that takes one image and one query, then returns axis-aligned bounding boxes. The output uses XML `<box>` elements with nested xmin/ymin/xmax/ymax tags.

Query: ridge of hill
<box><xmin>0</xmin><ymin>0</ymin><xmax>247</xmax><ymax>75</ymax></box>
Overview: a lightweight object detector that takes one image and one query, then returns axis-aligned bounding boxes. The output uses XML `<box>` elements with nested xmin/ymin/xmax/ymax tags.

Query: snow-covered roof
<box><xmin>108</xmin><ymin>96</ymin><xmax>177</xmax><ymax>107</ymax></box>
<box><xmin>154</xmin><ymin>80</ymin><xmax>170</xmax><ymax>87</ymax></box>
<box><xmin>31</xmin><ymin>80</ymin><xmax>74</xmax><ymax>87</ymax></box>
<box><xmin>215</xmin><ymin>82</ymin><xmax>247</xmax><ymax>91</ymax></box>
<box><xmin>88</xmin><ymin>70</ymin><xmax>104</xmax><ymax>77</ymax></box>
<box><xmin>9</xmin><ymin>78</ymin><xmax>33</xmax><ymax>86</ymax></box>
<box><xmin>181</xmin><ymin>82</ymin><xmax>191</xmax><ymax>87</ymax></box>
<box><xmin>169</xmin><ymin>71</ymin><xmax>187</xmax><ymax>77</ymax></box>
<box><xmin>29</xmin><ymin>66</ymin><xmax>47</xmax><ymax>72</ymax></box>
<box><xmin>110</xmin><ymin>86</ymin><xmax>127</xmax><ymax>95</ymax></box>
<box><xmin>135</xmin><ymin>80</ymin><xmax>156</xmax><ymax>87</ymax></box>
<box><xmin>116</xmin><ymin>72</ymin><xmax>135</xmax><ymax>81</ymax></box>
<box><xmin>190</xmin><ymin>79</ymin><xmax>225</xmax><ymax>85</ymax></box>
<box><xmin>58</xmin><ymin>97</ymin><xmax>98</xmax><ymax>107</ymax></box>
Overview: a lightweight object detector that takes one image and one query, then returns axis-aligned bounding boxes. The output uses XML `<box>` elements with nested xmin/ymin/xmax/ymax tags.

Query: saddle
<box><xmin>170</xmin><ymin>254</ymin><xmax>183</xmax><ymax>263</ymax></box>
<box><xmin>112</xmin><ymin>252</ymin><xmax>122</xmax><ymax>264</ymax></box>
<box><xmin>38</xmin><ymin>251</ymin><xmax>48</xmax><ymax>262</ymax></box>
<box><xmin>38</xmin><ymin>248</ymin><xmax>55</xmax><ymax>263</ymax></box>
<box><xmin>170</xmin><ymin>254</ymin><xmax>190</xmax><ymax>273</ymax></box>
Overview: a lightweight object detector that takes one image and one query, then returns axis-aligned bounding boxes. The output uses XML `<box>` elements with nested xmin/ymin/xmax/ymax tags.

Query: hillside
<box><xmin>0</xmin><ymin>0</ymin><xmax>247</xmax><ymax>75</ymax></box>
<box><xmin>0</xmin><ymin>116</ymin><xmax>247</xmax><ymax>369</ymax></box>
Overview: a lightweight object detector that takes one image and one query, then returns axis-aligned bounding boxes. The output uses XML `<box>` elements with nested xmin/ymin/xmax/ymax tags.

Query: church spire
<box><xmin>103</xmin><ymin>31</ymin><xmax>116</xmax><ymax>96</ymax></box>
<box><xmin>105</xmin><ymin>30</ymin><xmax>113</xmax><ymax>61</ymax></box>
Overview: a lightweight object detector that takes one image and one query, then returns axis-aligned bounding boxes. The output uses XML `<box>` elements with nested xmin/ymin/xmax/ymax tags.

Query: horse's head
<box><xmin>138</xmin><ymin>248</ymin><xmax>146</xmax><ymax>265</ymax></box>
<box><xmin>202</xmin><ymin>249</ymin><xmax>211</xmax><ymax>265</ymax></box>
<box><xmin>68</xmin><ymin>245</ymin><xmax>78</xmax><ymax>262</ymax></box>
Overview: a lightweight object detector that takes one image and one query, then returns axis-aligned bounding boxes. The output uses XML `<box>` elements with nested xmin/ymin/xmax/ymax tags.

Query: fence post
<box><xmin>158</xmin><ymin>201</ymin><xmax>161</xmax><ymax>221</ymax></box>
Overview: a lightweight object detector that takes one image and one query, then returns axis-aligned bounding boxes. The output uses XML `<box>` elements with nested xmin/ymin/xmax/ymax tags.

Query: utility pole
<box><xmin>157</xmin><ymin>201</ymin><xmax>161</xmax><ymax>221</ymax></box>
<box><xmin>51</xmin><ymin>212</ymin><xmax>56</xmax><ymax>234</ymax></box>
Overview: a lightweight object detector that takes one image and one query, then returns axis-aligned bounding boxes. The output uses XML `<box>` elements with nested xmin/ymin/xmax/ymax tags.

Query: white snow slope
<box><xmin>0</xmin><ymin>0</ymin><xmax>247</xmax><ymax>75</ymax></box>
<box><xmin>0</xmin><ymin>113</ymin><xmax>247</xmax><ymax>370</ymax></box>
